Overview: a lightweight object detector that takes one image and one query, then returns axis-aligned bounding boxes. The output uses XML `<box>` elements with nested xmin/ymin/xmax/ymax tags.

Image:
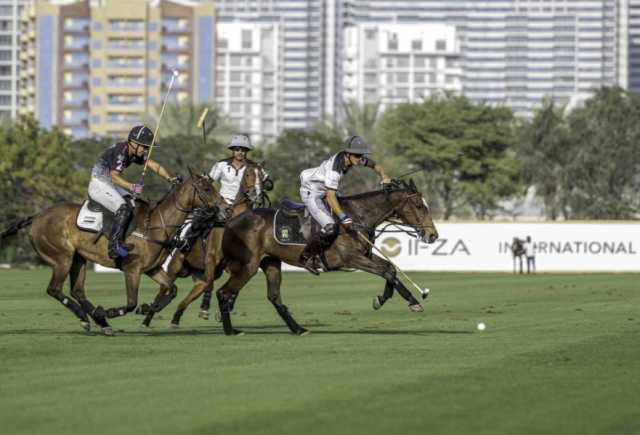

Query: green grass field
<box><xmin>0</xmin><ymin>269</ymin><xmax>638</xmax><ymax>435</ymax></box>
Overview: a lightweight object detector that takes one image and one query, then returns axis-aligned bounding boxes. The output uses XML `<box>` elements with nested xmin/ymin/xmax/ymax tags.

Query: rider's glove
<box><xmin>131</xmin><ymin>183</ymin><xmax>143</xmax><ymax>194</ymax></box>
<box><xmin>338</xmin><ymin>212</ymin><xmax>353</xmax><ymax>228</ymax></box>
<box><xmin>168</xmin><ymin>175</ymin><xmax>183</xmax><ymax>185</ymax></box>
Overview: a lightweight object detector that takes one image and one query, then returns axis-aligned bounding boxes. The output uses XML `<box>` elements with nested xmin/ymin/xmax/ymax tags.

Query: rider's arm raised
<box><xmin>365</xmin><ymin>159</ymin><xmax>391</xmax><ymax>184</ymax></box>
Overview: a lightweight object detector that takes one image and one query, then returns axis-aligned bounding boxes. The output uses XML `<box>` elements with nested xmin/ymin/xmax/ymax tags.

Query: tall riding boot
<box><xmin>299</xmin><ymin>234</ymin><xmax>324</xmax><ymax>275</ymax></box>
<box><xmin>108</xmin><ymin>205</ymin><xmax>132</xmax><ymax>259</ymax></box>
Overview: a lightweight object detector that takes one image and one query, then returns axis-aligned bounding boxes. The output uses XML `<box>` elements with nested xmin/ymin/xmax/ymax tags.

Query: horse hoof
<box><xmin>409</xmin><ymin>304</ymin><xmax>424</xmax><ymax>313</ymax></box>
<box><xmin>199</xmin><ymin>310</ymin><xmax>210</xmax><ymax>320</ymax></box>
<box><xmin>231</xmin><ymin>329</ymin><xmax>244</xmax><ymax>336</ymax></box>
<box><xmin>169</xmin><ymin>322</ymin><xmax>180</xmax><ymax>329</ymax></box>
<box><xmin>102</xmin><ymin>326</ymin><xmax>114</xmax><ymax>336</ymax></box>
<box><xmin>296</xmin><ymin>328</ymin><xmax>310</xmax><ymax>336</ymax></box>
<box><xmin>80</xmin><ymin>321</ymin><xmax>91</xmax><ymax>332</ymax></box>
<box><xmin>372</xmin><ymin>296</ymin><xmax>382</xmax><ymax>311</ymax></box>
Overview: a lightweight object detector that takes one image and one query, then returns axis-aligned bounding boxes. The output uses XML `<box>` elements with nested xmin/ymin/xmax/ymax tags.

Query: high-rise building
<box><xmin>19</xmin><ymin>0</ymin><xmax>215</xmax><ymax>138</ymax></box>
<box><xmin>0</xmin><ymin>0</ymin><xmax>27</xmax><ymax>119</ymax></box>
<box><xmin>214</xmin><ymin>0</ymin><xmax>343</xmax><ymax>141</ymax></box>
<box><xmin>346</xmin><ymin>0</ymin><xmax>620</xmax><ymax>118</ymax></box>
<box><xmin>343</xmin><ymin>23</ymin><xmax>462</xmax><ymax>111</ymax></box>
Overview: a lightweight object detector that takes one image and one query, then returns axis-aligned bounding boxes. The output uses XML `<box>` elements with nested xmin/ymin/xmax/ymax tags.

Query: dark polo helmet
<box><xmin>344</xmin><ymin>135</ymin><xmax>369</xmax><ymax>154</ymax></box>
<box><xmin>128</xmin><ymin>125</ymin><xmax>155</xmax><ymax>147</ymax></box>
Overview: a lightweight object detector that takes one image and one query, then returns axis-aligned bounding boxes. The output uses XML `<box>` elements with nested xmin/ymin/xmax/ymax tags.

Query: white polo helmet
<box><xmin>227</xmin><ymin>134</ymin><xmax>253</xmax><ymax>150</ymax></box>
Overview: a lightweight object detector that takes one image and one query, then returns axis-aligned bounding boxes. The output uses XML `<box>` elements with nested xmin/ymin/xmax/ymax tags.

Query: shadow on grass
<box><xmin>0</xmin><ymin>324</ymin><xmax>471</xmax><ymax>337</ymax></box>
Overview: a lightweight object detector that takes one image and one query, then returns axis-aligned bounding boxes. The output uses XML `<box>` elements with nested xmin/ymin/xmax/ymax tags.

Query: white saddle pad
<box><xmin>76</xmin><ymin>200</ymin><xmax>103</xmax><ymax>233</ymax></box>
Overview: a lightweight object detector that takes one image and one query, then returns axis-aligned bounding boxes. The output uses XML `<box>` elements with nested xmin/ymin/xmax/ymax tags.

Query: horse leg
<box><xmin>199</xmin><ymin>288</ymin><xmax>213</xmax><ymax>319</ymax></box>
<box><xmin>68</xmin><ymin>253</ymin><xmax>111</xmax><ymax>333</ymax></box>
<box><xmin>104</xmin><ymin>268</ymin><xmax>141</xmax><ymax>319</ymax></box>
<box><xmin>140</xmin><ymin>268</ymin><xmax>177</xmax><ymax>327</ymax></box>
<box><xmin>44</xmin><ymin>257</ymin><xmax>93</xmax><ymax>330</ymax></box>
<box><xmin>260</xmin><ymin>256</ymin><xmax>307</xmax><ymax>336</ymax></box>
<box><xmin>347</xmin><ymin>253</ymin><xmax>423</xmax><ymax>312</ymax></box>
<box><xmin>216</xmin><ymin>261</ymin><xmax>258</xmax><ymax>336</ymax></box>
<box><xmin>171</xmin><ymin>275</ymin><xmax>210</xmax><ymax>327</ymax></box>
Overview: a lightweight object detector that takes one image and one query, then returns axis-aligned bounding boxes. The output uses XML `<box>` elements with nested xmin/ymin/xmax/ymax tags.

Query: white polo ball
<box><xmin>477</xmin><ymin>322</ymin><xmax>486</xmax><ymax>331</ymax></box>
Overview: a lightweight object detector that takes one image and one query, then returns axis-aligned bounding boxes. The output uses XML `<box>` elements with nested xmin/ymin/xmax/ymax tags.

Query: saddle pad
<box><xmin>273</xmin><ymin>209</ymin><xmax>306</xmax><ymax>245</ymax></box>
<box><xmin>76</xmin><ymin>200</ymin><xmax>103</xmax><ymax>233</ymax></box>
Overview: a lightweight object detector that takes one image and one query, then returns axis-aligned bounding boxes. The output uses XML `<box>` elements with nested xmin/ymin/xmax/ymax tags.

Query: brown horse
<box><xmin>139</xmin><ymin>163</ymin><xmax>266</xmax><ymax>327</ymax></box>
<box><xmin>0</xmin><ymin>174</ymin><xmax>225</xmax><ymax>335</ymax></box>
<box><xmin>212</xmin><ymin>179</ymin><xmax>439</xmax><ymax>335</ymax></box>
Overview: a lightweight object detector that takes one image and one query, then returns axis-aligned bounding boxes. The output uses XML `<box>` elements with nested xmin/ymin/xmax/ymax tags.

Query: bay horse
<box><xmin>0</xmin><ymin>174</ymin><xmax>225</xmax><ymax>335</ymax></box>
<box><xmin>212</xmin><ymin>179</ymin><xmax>439</xmax><ymax>335</ymax></box>
<box><xmin>139</xmin><ymin>164</ymin><xmax>267</xmax><ymax>327</ymax></box>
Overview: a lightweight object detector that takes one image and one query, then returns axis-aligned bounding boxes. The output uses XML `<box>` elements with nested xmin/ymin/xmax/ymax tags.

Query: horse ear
<box><xmin>188</xmin><ymin>166</ymin><xmax>194</xmax><ymax>177</ymax></box>
<box><xmin>409</xmin><ymin>178</ymin><xmax>417</xmax><ymax>191</ymax></box>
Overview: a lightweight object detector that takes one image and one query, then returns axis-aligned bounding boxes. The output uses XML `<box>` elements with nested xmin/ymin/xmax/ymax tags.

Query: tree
<box><xmin>518</xmin><ymin>98</ymin><xmax>572</xmax><ymax>220</ymax></box>
<box><xmin>265</xmin><ymin>127</ymin><xmax>342</xmax><ymax>204</ymax></box>
<box><xmin>376</xmin><ymin>94</ymin><xmax>521</xmax><ymax>219</ymax></box>
<box><xmin>563</xmin><ymin>87</ymin><xmax>640</xmax><ymax>219</ymax></box>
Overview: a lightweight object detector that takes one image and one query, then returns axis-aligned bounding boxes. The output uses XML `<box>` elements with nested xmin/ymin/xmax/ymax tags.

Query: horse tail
<box><xmin>1</xmin><ymin>216</ymin><xmax>35</xmax><ymax>241</ymax></box>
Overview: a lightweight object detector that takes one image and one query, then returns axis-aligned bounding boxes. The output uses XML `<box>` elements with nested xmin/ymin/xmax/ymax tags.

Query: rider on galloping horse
<box><xmin>88</xmin><ymin>125</ymin><xmax>177</xmax><ymax>259</ymax></box>
<box><xmin>298</xmin><ymin>135</ymin><xmax>391</xmax><ymax>274</ymax></box>
<box><xmin>175</xmin><ymin>133</ymin><xmax>272</xmax><ymax>251</ymax></box>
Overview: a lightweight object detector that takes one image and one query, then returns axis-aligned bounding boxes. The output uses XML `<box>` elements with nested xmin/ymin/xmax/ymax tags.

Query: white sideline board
<box><xmin>95</xmin><ymin>223</ymin><xmax>640</xmax><ymax>273</ymax></box>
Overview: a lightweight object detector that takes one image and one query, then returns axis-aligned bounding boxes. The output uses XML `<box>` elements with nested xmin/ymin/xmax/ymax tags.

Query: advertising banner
<box><xmin>96</xmin><ymin>223</ymin><xmax>640</xmax><ymax>272</ymax></box>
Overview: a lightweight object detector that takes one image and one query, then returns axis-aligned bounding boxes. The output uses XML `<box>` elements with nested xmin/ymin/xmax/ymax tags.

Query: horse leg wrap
<box><xmin>171</xmin><ymin>309</ymin><xmax>184</xmax><ymax>325</ymax></box>
<box><xmin>106</xmin><ymin>303</ymin><xmax>136</xmax><ymax>318</ymax></box>
<box><xmin>150</xmin><ymin>286</ymin><xmax>177</xmax><ymax>312</ymax></box>
<box><xmin>200</xmin><ymin>288</ymin><xmax>213</xmax><ymax>311</ymax></box>
<box><xmin>393</xmin><ymin>277</ymin><xmax>419</xmax><ymax>306</ymax></box>
<box><xmin>216</xmin><ymin>290</ymin><xmax>238</xmax><ymax>335</ymax></box>
<box><xmin>377</xmin><ymin>279</ymin><xmax>395</xmax><ymax>307</ymax></box>
<box><xmin>272</xmin><ymin>302</ymin><xmax>305</xmax><ymax>334</ymax></box>
<box><xmin>52</xmin><ymin>292</ymin><xmax>88</xmax><ymax>321</ymax></box>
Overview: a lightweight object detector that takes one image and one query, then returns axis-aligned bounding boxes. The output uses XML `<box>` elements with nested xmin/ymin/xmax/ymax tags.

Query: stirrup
<box><xmin>301</xmin><ymin>256</ymin><xmax>321</xmax><ymax>275</ymax></box>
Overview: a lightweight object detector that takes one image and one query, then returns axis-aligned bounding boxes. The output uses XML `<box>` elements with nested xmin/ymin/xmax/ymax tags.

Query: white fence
<box><xmin>96</xmin><ymin>223</ymin><xmax>640</xmax><ymax>273</ymax></box>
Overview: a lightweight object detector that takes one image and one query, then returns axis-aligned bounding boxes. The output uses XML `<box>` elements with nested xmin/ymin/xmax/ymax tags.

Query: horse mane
<box><xmin>340</xmin><ymin>179</ymin><xmax>418</xmax><ymax>202</ymax></box>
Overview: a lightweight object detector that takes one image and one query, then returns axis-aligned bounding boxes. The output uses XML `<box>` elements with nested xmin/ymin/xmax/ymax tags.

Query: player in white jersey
<box><xmin>174</xmin><ymin>134</ymin><xmax>271</xmax><ymax>252</ymax></box>
<box><xmin>298</xmin><ymin>135</ymin><xmax>391</xmax><ymax>274</ymax></box>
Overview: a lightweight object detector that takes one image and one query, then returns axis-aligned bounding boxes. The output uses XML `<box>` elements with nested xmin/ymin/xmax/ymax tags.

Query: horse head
<box><xmin>386</xmin><ymin>178</ymin><xmax>439</xmax><ymax>244</ymax></box>
<box><xmin>175</xmin><ymin>173</ymin><xmax>227</xmax><ymax>222</ymax></box>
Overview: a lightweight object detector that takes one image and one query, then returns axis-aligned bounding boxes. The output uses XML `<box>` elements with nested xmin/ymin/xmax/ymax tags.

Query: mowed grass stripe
<box><xmin>0</xmin><ymin>269</ymin><xmax>638</xmax><ymax>435</ymax></box>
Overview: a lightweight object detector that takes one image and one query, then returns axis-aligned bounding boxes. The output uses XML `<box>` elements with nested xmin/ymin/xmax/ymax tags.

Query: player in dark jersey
<box><xmin>88</xmin><ymin>125</ymin><xmax>177</xmax><ymax>259</ymax></box>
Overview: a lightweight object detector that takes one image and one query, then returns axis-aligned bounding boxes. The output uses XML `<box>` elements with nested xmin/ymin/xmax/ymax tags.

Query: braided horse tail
<box><xmin>1</xmin><ymin>216</ymin><xmax>35</xmax><ymax>241</ymax></box>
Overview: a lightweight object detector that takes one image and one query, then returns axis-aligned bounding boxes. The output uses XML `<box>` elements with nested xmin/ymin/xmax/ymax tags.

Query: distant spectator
<box><xmin>511</xmin><ymin>237</ymin><xmax>525</xmax><ymax>274</ymax></box>
<box><xmin>523</xmin><ymin>235</ymin><xmax>536</xmax><ymax>274</ymax></box>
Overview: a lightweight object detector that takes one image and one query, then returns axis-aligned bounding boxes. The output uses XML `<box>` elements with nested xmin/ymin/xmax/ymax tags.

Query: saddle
<box><xmin>273</xmin><ymin>199</ymin><xmax>321</xmax><ymax>245</ymax></box>
<box><xmin>76</xmin><ymin>197</ymin><xmax>146</xmax><ymax>241</ymax></box>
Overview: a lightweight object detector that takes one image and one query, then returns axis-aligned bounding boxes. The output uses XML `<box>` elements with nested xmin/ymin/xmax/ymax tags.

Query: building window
<box><xmin>242</xmin><ymin>30</ymin><xmax>252</xmax><ymax>50</ymax></box>
<box><xmin>92</xmin><ymin>59</ymin><xmax>101</xmax><ymax>68</ymax></box>
<box><xmin>436</xmin><ymin>39</ymin><xmax>446</xmax><ymax>51</ymax></box>
<box><xmin>149</xmin><ymin>96</ymin><xmax>157</xmax><ymax>105</ymax></box>
<box><xmin>230</xmin><ymin>72</ymin><xmax>242</xmax><ymax>82</ymax></box>
<box><xmin>412</xmin><ymin>40</ymin><xmax>422</xmax><ymax>51</ymax></box>
<box><xmin>148</xmin><ymin>22</ymin><xmax>157</xmax><ymax>32</ymax></box>
<box><xmin>397</xmin><ymin>56</ymin><xmax>409</xmax><ymax>68</ymax></box>
<box><xmin>231</xmin><ymin>102</ymin><xmax>242</xmax><ymax>113</ymax></box>
<box><xmin>148</xmin><ymin>41</ymin><xmax>157</xmax><ymax>50</ymax></box>
<box><xmin>148</xmin><ymin>78</ymin><xmax>156</xmax><ymax>86</ymax></box>
<box><xmin>92</xmin><ymin>96</ymin><xmax>101</xmax><ymax>105</ymax></box>
<box><xmin>388</xmin><ymin>34</ymin><xmax>398</xmax><ymax>51</ymax></box>
<box><xmin>230</xmin><ymin>54</ymin><xmax>242</xmax><ymax>67</ymax></box>
<box><xmin>218</xmin><ymin>38</ymin><xmax>228</xmax><ymax>49</ymax></box>
<box><xmin>93</xmin><ymin>22</ymin><xmax>102</xmax><ymax>31</ymax></box>
<box><xmin>365</xmin><ymin>29</ymin><xmax>376</xmax><ymax>40</ymax></box>
<box><xmin>396</xmin><ymin>72</ymin><xmax>408</xmax><ymax>83</ymax></box>
<box><xmin>92</xmin><ymin>78</ymin><xmax>101</xmax><ymax>86</ymax></box>
<box><xmin>92</xmin><ymin>40</ymin><xmax>102</xmax><ymax>50</ymax></box>
<box><xmin>414</xmin><ymin>73</ymin><xmax>426</xmax><ymax>83</ymax></box>
<box><xmin>91</xmin><ymin>115</ymin><xmax>100</xmax><ymax>123</ymax></box>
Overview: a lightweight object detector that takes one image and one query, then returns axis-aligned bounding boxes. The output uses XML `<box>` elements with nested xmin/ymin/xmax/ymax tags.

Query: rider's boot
<box><xmin>108</xmin><ymin>204</ymin><xmax>133</xmax><ymax>259</ymax></box>
<box><xmin>298</xmin><ymin>224</ymin><xmax>337</xmax><ymax>275</ymax></box>
<box><xmin>299</xmin><ymin>234</ymin><xmax>324</xmax><ymax>275</ymax></box>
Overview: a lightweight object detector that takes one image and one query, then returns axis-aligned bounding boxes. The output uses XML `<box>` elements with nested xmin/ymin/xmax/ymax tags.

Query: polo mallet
<box><xmin>140</xmin><ymin>69</ymin><xmax>179</xmax><ymax>183</ymax></box>
<box><xmin>197</xmin><ymin>107</ymin><xmax>209</xmax><ymax>147</ymax></box>
<box><xmin>356</xmin><ymin>230</ymin><xmax>431</xmax><ymax>299</ymax></box>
